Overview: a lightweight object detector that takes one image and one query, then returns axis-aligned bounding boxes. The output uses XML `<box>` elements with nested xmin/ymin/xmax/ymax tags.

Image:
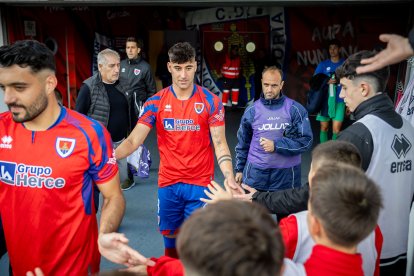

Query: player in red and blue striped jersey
<box><xmin>0</xmin><ymin>40</ymin><xmax>151</xmax><ymax>275</ymax></box>
<box><xmin>116</xmin><ymin>42</ymin><xmax>242</xmax><ymax>258</ymax></box>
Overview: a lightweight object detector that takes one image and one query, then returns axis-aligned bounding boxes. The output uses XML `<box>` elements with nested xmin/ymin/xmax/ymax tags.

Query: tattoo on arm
<box><xmin>210</xmin><ymin>127</ymin><xmax>223</xmax><ymax>146</ymax></box>
<box><xmin>218</xmin><ymin>154</ymin><xmax>232</xmax><ymax>166</ymax></box>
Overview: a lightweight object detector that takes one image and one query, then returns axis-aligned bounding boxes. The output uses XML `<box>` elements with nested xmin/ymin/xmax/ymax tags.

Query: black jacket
<box><xmin>338</xmin><ymin>93</ymin><xmax>402</xmax><ymax>171</ymax></box>
<box><xmin>77</xmin><ymin>73</ymin><xmax>133</xmax><ymax>130</ymax></box>
<box><xmin>253</xmin><ymin>184</ymin><xmax>309</xmax><ymax>218</ymax></box>
<box><xmin>120</xmin><ymin>57</ymin><xmax>156</xmax><ymax>117</ymax></box>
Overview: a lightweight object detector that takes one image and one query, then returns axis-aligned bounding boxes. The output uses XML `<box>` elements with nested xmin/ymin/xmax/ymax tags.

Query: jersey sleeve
<box><xmin>138</xmin><ymin>95</ymin><xmax>160</xmax><ymax>128</ymax></box>
<box><xmin>147</xmin><ymin>256</ymin><xmax>184</xmax><ymax>276</ymax></box>
<box><xmin>374</xmin><ymin>226</ymin><xmax>383</xmax><ymax>276</ymax></box>
<box><xmin>314</xmin><ymin>61</ymin><xmax>325</xmax><ymax>76</ymax></box>
<box><xmin>279</xmin><ymin>215</ymin><xmax>299</xmax><ymax>259</ymax></box>
<box><xmin>208</xmin><ymin>96</ymin><xmax>225</xmax><ymax>127</ymax></box>
<box><xmin>88</xmin><ymin>122</ymin><xmax>118</xmax><ymax>184</ymax></box>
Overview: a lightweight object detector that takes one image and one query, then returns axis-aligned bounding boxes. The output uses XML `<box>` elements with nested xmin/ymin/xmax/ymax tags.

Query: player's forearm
<box><xmin>99</xmin><ymin>193</ymin><xmax>126</xmax><ymax>234</ymax></box>
<box><xmin>210</xmin><ymin>125</ymin><xmax>235</xmax><ymax>181</ymax></box>
<box><xmin>115</xmin><ymin>124</ymin><xmax>150</xmax><ymax>160</ymax></box>
<box><xmin>115</xmin><ymin>137</ymin><xmax>138</xmax><ymax>160</ymax></box>
<box><xmin>217</xmin><ymin>153</ymin><xmax>235</xmax><ymax>181</ymax></box>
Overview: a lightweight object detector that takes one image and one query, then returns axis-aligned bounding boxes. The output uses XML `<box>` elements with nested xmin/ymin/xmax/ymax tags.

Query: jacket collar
<box><xmin>353</xmin><ymin>93</ymin><xmax>394</xmax><ymax>120</ymax></box>
<box><xmin>128</xmin><ymin>56</ymin><xmax>142</xmax><ymax>65</ymax></box>
<box><xmin>259</xmin><ymin>93</ymin><xmax>285</xmax><ymax>105</ymax></box>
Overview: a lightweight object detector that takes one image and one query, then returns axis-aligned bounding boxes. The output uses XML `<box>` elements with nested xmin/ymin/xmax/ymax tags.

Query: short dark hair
<box><xmin>310</xmin><ymin>163</ymin><xmax>383</xmax><ymax>247</ymax></box>
<box><xmin>177</xmin><ymin>200</ymin><xmax>285</xmax><ymax>276</ymax></box>
<box><xmin>327</xmin><ymin>38</ymin><xmax>341</xmax><ymax>48</ymax></box>
<box><xmin>0</xmin><ymin>40</ymin><xmax>56</xmax><ymax>73</ymax></box>
<box><xmin>312</xmin><ymin>140</ymin><xmax>362</xmax><ymax>168</ymax></box>
<box><xmin>168</xmin><ymin>42</ymin><xmax>196</xmax><ymax>64</ymax></box>
<box><xmin>126</xmin><ymin>37</ymin><xmax>143</xmax><ymax>49</ymax></box>
<box><xmin>335</xmin><ymin>50</ymin><xmax>390</xmax><ymax>92</ymax></box>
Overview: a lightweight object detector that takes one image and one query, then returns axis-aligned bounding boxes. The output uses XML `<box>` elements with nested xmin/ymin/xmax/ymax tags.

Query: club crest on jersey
<box><xmin>194</xmin><ymin>103</ymin><xmax>204</xmax><ymax>114</ymax></box>
<box><xmin>56</xmin><ymin>138</ymin><xmax>76</xmax><ymax>158</ymax></box>
<box><xmin>134</xmin><ymin>69</ymin><xmax>141</xmax><ymax>75</ymax></box>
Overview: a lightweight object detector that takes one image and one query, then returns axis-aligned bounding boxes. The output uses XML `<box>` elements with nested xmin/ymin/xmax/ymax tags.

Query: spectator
<box><xmin>120</xmin><ymin>37</ymin><xmax>156</xmax><ymax>122</ymax></box>
<box><xmin>313</xmin><ymin>39</ymin><xmax>345</xmax><ymax>143</ymax></box>
<box><xmin>76</xmin><ymin>48</ymin><xmax>136</xmax><ymax>191</ymax></box>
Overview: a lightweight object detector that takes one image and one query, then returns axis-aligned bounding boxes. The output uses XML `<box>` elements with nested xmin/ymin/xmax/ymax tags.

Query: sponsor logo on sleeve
<box><xmin>108</xmin><ymin>149</ymin><xmax>117</xmax><ymax>165</ymax></box>
<box><xmin>213</xmin><ymin>109</ymin><xmax>224</xmax><ymax>122</ymax></box>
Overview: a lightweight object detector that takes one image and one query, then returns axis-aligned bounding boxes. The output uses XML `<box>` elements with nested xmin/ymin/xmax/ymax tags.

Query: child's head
<box><xmin>177</xmin><ymin>200</ymin><xmax>285</xmax><ymax>276</ymax></box>
<box><xmin>308</xmin><ymin>162</ymin><xmax>382</xmax><ymax>248</ymax></box>
<box><xmin>309</xmin><ymin>140</ymin><xmax>361</xmax><ymax>185</ymax></box>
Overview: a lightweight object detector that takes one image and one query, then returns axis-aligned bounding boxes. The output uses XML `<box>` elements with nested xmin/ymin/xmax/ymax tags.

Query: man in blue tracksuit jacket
<box><xmin>235</xmin><ymin>66</ymin><xmax>313</xmax><ymax>191</ymax></box>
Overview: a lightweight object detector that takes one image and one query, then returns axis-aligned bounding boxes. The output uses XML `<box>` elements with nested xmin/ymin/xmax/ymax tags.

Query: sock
<box><xmin>164</xmin><ymin>236</ymin><xmax>178</xmax><ymax>258</ymax></box>
<box><xmin>332</xmin><ymin>132</ymin><xmax>338</xmax><ymax>140</ymax></box>
<box><xmin>320</xmin><ymin>130</ymin><xmax>328</xmax><ymax>143</ymax></box>
<box><xmin>231</xmin><ymin>89</ymin><xmax>239</xmax><ymax>104</ymax></box>
<box><xmin>222</xmin><ymin>90</ymin><xmax>230</xmax><ymax>106</ymax></box>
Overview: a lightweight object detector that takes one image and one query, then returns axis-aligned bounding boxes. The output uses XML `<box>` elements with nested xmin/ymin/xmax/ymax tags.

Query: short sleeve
<box><xmin>88</xmin><ymin>123</ymin><xmax>118</xmax><ymax>184</ymax></box>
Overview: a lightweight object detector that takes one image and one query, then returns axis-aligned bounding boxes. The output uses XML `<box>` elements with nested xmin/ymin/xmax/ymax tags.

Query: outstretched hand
<box><xmin>226</xmin><ymin>175</ymin><xmax>244</xmax><ymax>195</ymax></box>
<box><xmin>233</xmin><ymin>184</ymin><xmax>257</xmax><ymax>202</ymax></box>
<box><xmin>98</xmin><ymin>233</ymin><xmax>155</xmax><ymax>267</ymax></box>
<box><xmin>356</xmin><ymin>34</ymin><xmax>414</xmax><ymax>74</ymax></box>
<box><xmin>201</xmin><ymin>180</ymin><xmax>234</xmax><ymax>204</ymax></box>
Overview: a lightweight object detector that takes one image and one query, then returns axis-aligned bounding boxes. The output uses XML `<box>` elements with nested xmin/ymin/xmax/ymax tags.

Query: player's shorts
<box><xmin>158</xmin><ymin>182</ymin><xmax>206</xmax><ymax>236</ymax></box>
<box><xmin>316</xmin><ymin>102</ymin><xmax>345</xmax><ymax>122</ymax></box>
<box><xmin>223</xmin><ymin>77</ymin><xmax>240</xmax><ymax>91</ymax></box>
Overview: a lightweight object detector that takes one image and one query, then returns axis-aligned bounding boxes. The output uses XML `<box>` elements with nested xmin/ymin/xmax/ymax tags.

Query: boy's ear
<box><xmin>308</xmin><ymin>210</ymin><xmax>323</xmax><ymax>240</ymax></box>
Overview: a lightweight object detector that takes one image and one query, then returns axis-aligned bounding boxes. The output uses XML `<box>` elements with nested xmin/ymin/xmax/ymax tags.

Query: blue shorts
<box><xmin>243</xmin><ymin>161</ymin><xmax>302</xmax><ymax>191</ymax></box>
<box><xmin>158</xmin><ymin>183</ymin><xmax>206</xmax><ymax>236</ymax></box>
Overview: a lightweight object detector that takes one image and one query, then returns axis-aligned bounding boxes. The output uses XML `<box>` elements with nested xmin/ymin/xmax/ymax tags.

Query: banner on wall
<box><xmin>285</xmin><ymin>6</ymin><xmax>409</xmax><ymax>104</ymax></box>
<box><xmin>186</xmin><ymin>7</ymin><xmax>286</xmax><ymax>107</ymax></box>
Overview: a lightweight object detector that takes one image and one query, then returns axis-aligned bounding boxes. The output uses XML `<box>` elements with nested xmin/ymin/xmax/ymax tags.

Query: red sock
<box><xmin>231</xmin><ymin>89</ymin><xmax>239</xmax><ymax>104</ymax></box>
<box><xmin>222</xmin><ymin>90</ymin><xmax>230</xmax><ymax>106</ymax></box>
<box><xmin>165</xmin><ymin>247</ymin><xmax>179</xmax><ymax>259</ymax></box>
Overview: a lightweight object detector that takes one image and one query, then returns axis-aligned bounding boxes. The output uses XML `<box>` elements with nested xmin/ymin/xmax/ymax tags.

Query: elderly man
<box><xmin>76</xmin><ymin>48</ymin><xmax>135</xmax><ymax>190</ymax></box>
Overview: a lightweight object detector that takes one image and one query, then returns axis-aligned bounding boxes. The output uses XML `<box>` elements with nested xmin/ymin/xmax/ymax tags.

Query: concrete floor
<box><xmin>0</xmin><ymin>107</ymin><xmax>320</xmax><ymax>273</ymax></box>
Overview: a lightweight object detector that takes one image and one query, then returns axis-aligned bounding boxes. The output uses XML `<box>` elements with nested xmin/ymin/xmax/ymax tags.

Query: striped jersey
<box><xmin>138</xmin><ymin>84</ymin><xmax>225</xmax><ymax>187</ymax></box>
<box><xmin>0</xmin><ymin>107</ymin><xmax>118</xmax><ymax>275</ymax></box>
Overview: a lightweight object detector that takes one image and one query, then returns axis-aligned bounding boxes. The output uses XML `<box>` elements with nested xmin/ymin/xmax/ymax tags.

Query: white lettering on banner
<box><xmin>269</xmin><ymin>7</ymin><xmax>286</xmax><ymax>69</ymax></box>
<box><xmin>312</xmin><ymin>21</ymin><xmax>355</xmax><ymax>42</ymax></box>
<box><xmin>296</xmin><ymin>21</ymin><xmax>357</xmax><ymax>66</ymax></box>
<box><xmin>296</xmin><ymin>45</ymin><xmax>359</xmax><ymax>66</ymax></box>
<box><xmin>202</xmin><ymin>60</ymin><xmax>221</xmax><ymax>96</ymax></box>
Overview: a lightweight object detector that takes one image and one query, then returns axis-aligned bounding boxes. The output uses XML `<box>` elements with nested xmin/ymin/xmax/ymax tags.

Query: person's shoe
<box><xmin>121</xmin><ymin>179</ymin><xmax>135</xmax><ymax>191</ymax></box>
